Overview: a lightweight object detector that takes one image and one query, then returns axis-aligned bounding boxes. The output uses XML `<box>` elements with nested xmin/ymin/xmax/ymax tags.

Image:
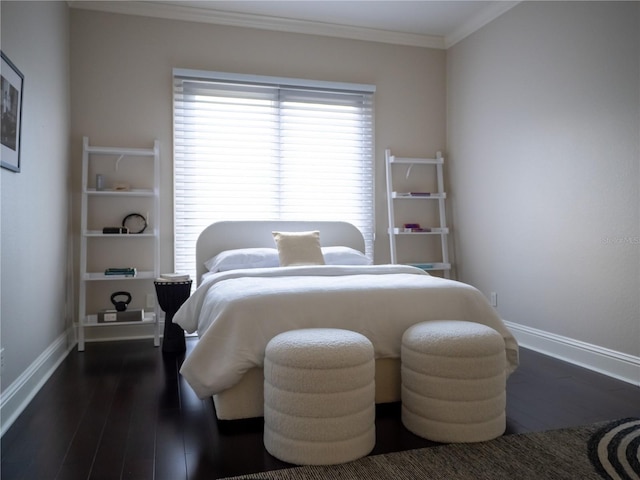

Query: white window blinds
<box><xmin>173</xmin><ymin>70</ymin><xmax>375</xmax><ymax>280</ymax></box>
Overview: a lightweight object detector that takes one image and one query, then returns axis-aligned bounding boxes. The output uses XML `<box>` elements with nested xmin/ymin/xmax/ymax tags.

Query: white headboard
<box><xmin>195</xmin><ymin>221</ymin><xmax>366</xmax><ymax>285</ymax></box>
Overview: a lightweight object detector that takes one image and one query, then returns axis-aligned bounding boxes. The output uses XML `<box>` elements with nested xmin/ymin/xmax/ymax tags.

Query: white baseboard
<box><xmin>0</xmin><ymin>327</ymin><xmax>76</xmax><ymax>437</ymax></box>
<box><xmin>504</xmin><ymin>320</ymin><xmax>640</xmax><ymax>387</ymax></box>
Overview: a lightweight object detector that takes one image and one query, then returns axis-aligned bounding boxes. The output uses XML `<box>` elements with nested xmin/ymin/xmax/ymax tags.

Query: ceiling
<box><xmin>69</xmin><ymin>1</ymin><xmax>520</xmax><ymax>48</ymax></box>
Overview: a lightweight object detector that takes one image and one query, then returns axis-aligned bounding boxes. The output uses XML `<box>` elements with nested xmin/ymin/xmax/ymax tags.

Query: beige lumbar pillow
<box><xmin>272</xmin><ymin>230</ymin><xmax>326</xmax><ymax>267</ymax></box>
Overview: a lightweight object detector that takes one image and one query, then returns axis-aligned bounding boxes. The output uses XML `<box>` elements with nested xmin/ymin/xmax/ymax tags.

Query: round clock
<box><xmin>122</xmin><ymin>213</ymin><xmax>147</xmax><ymax>234</ymax></box>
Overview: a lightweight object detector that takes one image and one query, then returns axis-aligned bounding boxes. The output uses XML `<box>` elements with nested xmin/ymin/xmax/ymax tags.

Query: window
<box><xmin>173</xmin><ymin>69</ymin><xmax>375</xmax><ymax>280</ymax></box>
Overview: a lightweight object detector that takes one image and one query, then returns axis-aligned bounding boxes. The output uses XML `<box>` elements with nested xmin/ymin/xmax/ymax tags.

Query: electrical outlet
<box><xmin>490</xmin><ymin>292</ymin><xmax>498</xmax><ymax>307</ymax></box>
<box><xmin>146</xmin><ymin>293</ymin><xmax>156</xmax><ymax>309</ymax></box>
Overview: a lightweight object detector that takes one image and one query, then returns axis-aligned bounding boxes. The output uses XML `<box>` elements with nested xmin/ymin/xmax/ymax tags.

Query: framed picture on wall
<box><xmin>1</xmin><ymin>51</ymin><xmax>24</xmax><ymax>173</ymax></box>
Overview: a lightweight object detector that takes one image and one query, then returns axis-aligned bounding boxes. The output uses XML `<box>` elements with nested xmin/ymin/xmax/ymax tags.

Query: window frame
<box><xmin>173</xmin><ymin>69</ymin><xmax>376</xmax><ymax>278</ymax></box>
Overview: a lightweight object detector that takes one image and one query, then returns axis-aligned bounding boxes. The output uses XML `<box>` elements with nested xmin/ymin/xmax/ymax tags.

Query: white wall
<box><xmin>68</xmin><ymin>9</ymin><xmax>447</xmax><ymax>340</ymax></box>
<box><xmin>0</xmin><ymin>1</ymin><xmax>72</xmax><ymax>432</ymax></box>
<box><xmin>447</xmin><ymin>2</ymin><xmax>639</xmax><ymax>362</ymax></box>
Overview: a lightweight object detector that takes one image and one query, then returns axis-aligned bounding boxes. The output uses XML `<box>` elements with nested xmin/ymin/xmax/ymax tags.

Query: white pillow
<box><xmin>322</xmin><ymin>246</ymin><xmax>371</xmax><ymax>265</ymax></box>
<box><xmin>272</xmin><ymin>230</ymin><xmax>326</xmax><ymax>267</ymax></box>
<box><xmin>204</xmin><ymin>248</ymin><xmax>279</xmax><ymax>272</ymax></box>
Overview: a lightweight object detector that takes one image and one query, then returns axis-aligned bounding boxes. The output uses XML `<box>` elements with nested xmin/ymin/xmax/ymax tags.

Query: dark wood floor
<box><xmin>2</xmin><ymin>337</ymin><xmax>639</xmax><ymax>480</ymax></box>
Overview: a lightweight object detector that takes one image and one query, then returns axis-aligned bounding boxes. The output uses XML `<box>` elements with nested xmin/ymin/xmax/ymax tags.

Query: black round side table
<box><xmin>154</xmin><ymin>280</ymin><xmax>192</xmax><ymax>353</ymax></box>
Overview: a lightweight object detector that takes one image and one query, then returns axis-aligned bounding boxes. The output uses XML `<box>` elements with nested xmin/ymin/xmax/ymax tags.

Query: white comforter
<box><xmin>174</xmin><ymin>265</ymin><xmax>519</xmax><ymax>399</ymax></box>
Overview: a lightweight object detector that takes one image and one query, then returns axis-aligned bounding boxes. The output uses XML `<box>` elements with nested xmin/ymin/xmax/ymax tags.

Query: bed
<box><xmin>174</xmin><ymin>220</ymin><xmax>519</xmax><ymax>420</ymax></box>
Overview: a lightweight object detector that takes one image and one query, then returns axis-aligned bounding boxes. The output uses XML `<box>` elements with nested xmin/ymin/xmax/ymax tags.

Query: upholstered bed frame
<box><xmin>194</xmin><ymin>220</ymin><xmax>402</xmax><ymax>420</ymax></box>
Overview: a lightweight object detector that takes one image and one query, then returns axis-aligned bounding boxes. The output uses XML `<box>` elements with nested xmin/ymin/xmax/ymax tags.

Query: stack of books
<box><xmin>155</xmin><ymin>273</ymin><xmax>191</xmax><ymax>283</ymax></box>
<box><xmin>395</xmin><ymin>192</ymin><xmax>432</xmax><ymax>197</ymax></box>
<box><xmin>98</xmin><ymin>308</ymin><xmax>144</xmax><ymax>323</ymax></box>
<box><xmin>403</xmin><ymin>223</ymin><xmax>430</xmax><ymax>232</ymax></box>
<box><xmin>104</xmin><ymin>267</ymin><xmax>137</xmax><ymax>277</ymax></box>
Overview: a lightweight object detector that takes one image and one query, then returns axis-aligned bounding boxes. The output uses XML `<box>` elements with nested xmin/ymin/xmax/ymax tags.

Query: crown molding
<box><xmin>68</xmin><ymin>1</ymin><xmax>446</xmax><ymax>49</ymax></box>
<box><xmin>445</xmin><ymin>1</ymin><xmax>520</xmax><ymax>48</ymax></box>
<box><xmin>69</xmin><ymin>1</ymin><xmax>520</xmax><ymax>50</ymax></box>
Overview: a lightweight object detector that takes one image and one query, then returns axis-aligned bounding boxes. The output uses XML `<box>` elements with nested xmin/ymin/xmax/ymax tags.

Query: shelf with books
<box><xmin>78</xmin><ymin>136</ymin><xmax>160</xmax><ymax>351</ymax></box>
<box><xmin>385</xmin><ymin>148</ymin><xmax>451</xmax><ymax>279</ymax></box>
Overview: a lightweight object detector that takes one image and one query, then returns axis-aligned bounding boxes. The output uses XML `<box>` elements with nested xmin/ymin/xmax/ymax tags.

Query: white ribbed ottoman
<box><xmin>263</xmin><ymin>328</ymin><xmax>375</xmax><ymax>465</ymax></box>
<box><xmin>401</xmin><ymin>320</ymin><xmax>506</xmax><ymax>443</ymax></box>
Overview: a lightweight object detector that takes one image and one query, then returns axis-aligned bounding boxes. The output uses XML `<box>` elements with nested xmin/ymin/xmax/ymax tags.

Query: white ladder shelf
<box><xmin>385</xmin><ymin>149</ymin><xmax>451</xmax><ymax>278</ymax></box>
<box><xmin>78</xmin><ymin>137</ymin><xmax>161</xmax><ymax>351</ymax></box>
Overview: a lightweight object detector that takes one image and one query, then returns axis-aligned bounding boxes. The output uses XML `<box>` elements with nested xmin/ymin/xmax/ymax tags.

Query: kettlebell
<box><xmin>110</xmin><ymin>291</ymin><xmax>132</xmax><ymax>312</ymax></box>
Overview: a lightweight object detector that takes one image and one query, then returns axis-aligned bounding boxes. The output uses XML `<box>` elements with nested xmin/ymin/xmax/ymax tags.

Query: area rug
<box><xmin>223</xmin><ymin>418</ymin><xmax>640</xmax><ymax>480</ymax></box>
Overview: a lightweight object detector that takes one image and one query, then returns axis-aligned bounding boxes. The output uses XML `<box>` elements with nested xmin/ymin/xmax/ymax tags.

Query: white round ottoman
<box><xmin>263</xmin><ymin>328</ymin><xmax>376</xmax><ymax>465</ymax></box>
<box><xmin>401</xmin><ymin>320</ymin><xmax>506</xmax><ymax>443</ymax></box>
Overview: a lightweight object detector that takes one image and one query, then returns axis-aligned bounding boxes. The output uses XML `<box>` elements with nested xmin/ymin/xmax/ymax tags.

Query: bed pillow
<box><xmin>272</xmin><ymin>230</ymin><xmax>326</xmax><ymax>267</ymax></box>
<box><xmin>204</xmin><ymin>248</ymin><xmax>280</xmax><ymax>272</ymax></box>
<box><xmin>322</xmin><ymin>246</ymin><xmax>371</xmax><ymax>265</ymax></box>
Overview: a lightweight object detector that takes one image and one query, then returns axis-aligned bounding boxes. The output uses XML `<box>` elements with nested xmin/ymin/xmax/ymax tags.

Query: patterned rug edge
<box><xmin>222</xmin><ymin>418</ymin><xmax>640</xmax><ymax>480</ymax></box>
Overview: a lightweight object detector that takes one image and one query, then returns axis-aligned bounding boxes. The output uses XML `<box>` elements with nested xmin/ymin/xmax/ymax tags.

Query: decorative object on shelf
<box><xmin>1</xmin><ymin>51</ymin><xmax>24</xmax><ymax>173</ymax></box>
<box><xmin>154</xmin><ymin>280</ymin><xmax>192</xmax><ymax>353</ymax></box>
<box><xmin>122</xmin><ymin>213</ymin><xmax>147</xmax><ymax>234</ymax></box>
<box><xmin>96</xmin><ymin>174</ymin><xmax>105</xmax><ymax>191</ymax></box>
<box><xmin>113</xmin><ymin>182</ymin><xmax>130</xmax><ymax>191</ymax></box>
<box><xmin>110</xmin><ymin>291</ymin><xmax>132</xmax><ymax>312</ymax></box>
